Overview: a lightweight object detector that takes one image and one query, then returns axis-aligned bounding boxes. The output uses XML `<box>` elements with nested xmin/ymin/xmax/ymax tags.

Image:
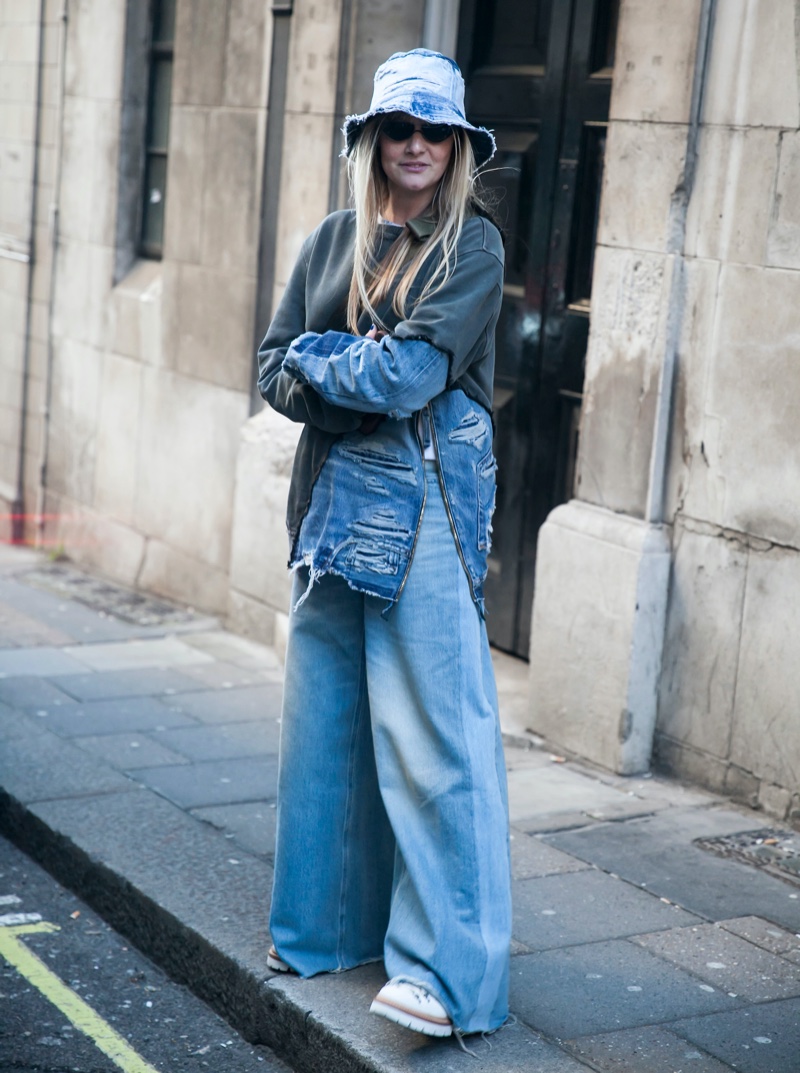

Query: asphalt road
<box><xmin>0</xmin><ymin>833</ymin><xmax>290</xmax><ymax>1073</ymax></box>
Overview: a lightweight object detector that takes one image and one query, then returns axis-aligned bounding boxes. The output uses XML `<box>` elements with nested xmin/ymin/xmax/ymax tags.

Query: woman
<box><xmin>257</xmin><ymin>48</ymin><xmax>511</xmax><ymax>1040</ymax></box>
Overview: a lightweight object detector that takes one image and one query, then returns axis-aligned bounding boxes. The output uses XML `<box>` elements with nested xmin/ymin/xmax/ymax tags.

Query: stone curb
<box><xmin>0</xmin><ymin>786</ymin><xmax>392</xmax><ymax>1073</ymax></box>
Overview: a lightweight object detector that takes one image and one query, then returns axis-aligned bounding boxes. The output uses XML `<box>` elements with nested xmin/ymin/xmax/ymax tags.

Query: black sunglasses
<box><xmin>380</xmin><ymin>120</ymin><xmax>455</xmax><ymax>144</ymax></box>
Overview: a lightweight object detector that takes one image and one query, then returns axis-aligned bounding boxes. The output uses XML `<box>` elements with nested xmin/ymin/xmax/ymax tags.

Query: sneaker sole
<box><xmin>267</xmin><ymin>948</ymin><xmax>293</xmax><ymax>973</ymax></box>
<box><xmin>370</xmin><ymin>997</ymin><xmax>453</xmax><ymax>1037</ymax></box>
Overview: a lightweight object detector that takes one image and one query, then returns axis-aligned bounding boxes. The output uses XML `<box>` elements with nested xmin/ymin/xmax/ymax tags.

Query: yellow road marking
<box><xmin>0</xmin><ymin>921</ymin><xmax>162</xmax><ymax>1073</ymax></box>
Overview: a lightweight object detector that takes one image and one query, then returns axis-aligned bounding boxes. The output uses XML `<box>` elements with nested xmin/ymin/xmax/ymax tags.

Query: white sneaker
<box><xmin>370</xmin><ymin>978</ymin><xmax>453</xmax><ymax>1037</ymax></box>
<box><xmin>267</xmin><ymin>945</ymin><xmax>293</xmax><ymax>973</ymax></box>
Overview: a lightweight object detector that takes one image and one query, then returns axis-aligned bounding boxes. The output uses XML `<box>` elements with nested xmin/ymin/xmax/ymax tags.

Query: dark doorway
<box><xmin>457</xmin><ymin>0</ymin><xmax>618</xmax><ymax>657</ymax></box>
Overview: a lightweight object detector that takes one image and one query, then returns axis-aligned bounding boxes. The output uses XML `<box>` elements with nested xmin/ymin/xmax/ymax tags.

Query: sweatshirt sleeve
<box><xmin>257</xmin><ymin>236</ymin><xmax>363</xmax><ymax>434</ymax></box>
<box><xmin>281</xmin><ymin>219</ymin><xmax>504</xmax><ymax>418</ymax></box>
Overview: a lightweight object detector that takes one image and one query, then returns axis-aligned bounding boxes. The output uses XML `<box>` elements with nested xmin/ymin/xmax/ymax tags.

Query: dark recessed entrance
<box><xmin>458</xmin><ymin>0</ymin><xmax>618</xmax><ymax>657</ymax></box>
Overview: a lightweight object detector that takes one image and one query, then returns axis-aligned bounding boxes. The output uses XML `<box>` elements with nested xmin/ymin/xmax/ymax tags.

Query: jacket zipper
<box><xmin>427</xmin><ymin>403</ymin><xmax>479</xmax><ymax>606</ymax></box>
<box><xmin>395</xmin><ymin>411</ymin><xmax>428</xmax><ymax>600</ymax></box>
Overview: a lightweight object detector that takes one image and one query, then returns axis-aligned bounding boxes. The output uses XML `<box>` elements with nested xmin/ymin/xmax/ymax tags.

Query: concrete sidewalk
<box><xmin>0</xmin><ymin>544</ymin><xmax>799</xmax><ymax>1073</ymax></box>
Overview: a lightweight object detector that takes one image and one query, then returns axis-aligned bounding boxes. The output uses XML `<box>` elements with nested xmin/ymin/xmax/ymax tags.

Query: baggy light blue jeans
<box><xmin>269</xmin><ymin>463</ymin><xmax>511</xmax><ymax>1033</ymax></box>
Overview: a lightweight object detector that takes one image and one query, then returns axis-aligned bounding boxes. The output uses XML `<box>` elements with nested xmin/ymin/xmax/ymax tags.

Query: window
<box><xmin>140</xmin><ymin>0</ymin><xmax>175</xmax><ymax>258</ymax></box>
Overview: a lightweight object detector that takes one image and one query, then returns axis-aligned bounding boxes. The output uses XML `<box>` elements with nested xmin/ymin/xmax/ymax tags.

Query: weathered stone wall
<box><xmin>655</xmin><ymin>0</ymin><xmax>800</xmax><ymax>821</ymax></box>
<box><xmin>0</xmin><ymin>0</ymin><xmax>60</xmax><ymax>542</ymax></box>
<box><xmin>38</xmin><ymin>0</ymin><xmax>268</xmax><ymax>611</ymax></box>
<box><xmin>529</xmin><ymin>0</ymin><xmax>800</xmax><ymax>820</ymax></box>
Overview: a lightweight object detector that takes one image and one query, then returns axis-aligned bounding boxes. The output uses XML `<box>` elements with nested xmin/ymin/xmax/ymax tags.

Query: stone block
<box><xmin>163</xmin><ymin>106</ymin><xmax>207</xmax><ymax>265</ymax></box>
<box><xmin>657</xmin><ymin>524</ymin><xmax>745</xmax><ymax>758</ymax></box>
<box><xmin>664</xmin><ymin>257</ymin><xmax>721</xmax><ymax>521</ymax></box>
<box><xmin>610</xmin><ymin>0</ymin><xmax>701</xmax><ymax>123</ymax></box>
<box><xmin>767</xmin><ymin>131</ymin><xmax>800</xmax><ymax>270</ymax></box>
<box><xmin>52</xmin><ymin>240</ymin><xmax>113</xmax><ymax>349</ymax></box>
<box><xmin>722</xmin><ymin>764</ymin><xmax>759</xmax><ymax>809</ymax></box>
<box><xmin>45</xmin><ymin>336</ymin><xmax>102</xmax><ymax>504</ymax></box>
<box><xmin>577</xmin><ymin>246</ymin><xmax>670</xmax><ymax>518</ymax></box>
<box><xmin>699</xmin><ymin>264</ymin><xmax>800</xmax><ymax>543</ymax></box>
<box><xmin>509</xmin><ymin>830</ymin><xmax>590</xmax><ymax>881</ymax></box>
<box><xmin>758</xmin><ymin>782</ymin><xmax>792</xmax><ymax>821</ymax></box>
<box><xmin>528</xmin><ymin>501</ymin><xmax>671</xmax><ymax>775</ymax></box>
<box><xmin>685</xmin><ymin>126</ymin><xmax>780</xmax><ymax>266</ymax></box>
<box><xmin>64</xmin><ymin>0</ymin><xmax>125</xmax><ymax>102</ymax></box>
<box><xmin>227</xmin><ymin>589</ymin><xmax>278</xmax><ymax>648</ymax></box>
<box><xmin>704</xmin><ymin>0</ymin><xmax>800</xmax><ymax>129</ymax></box>
<box><xmin>152</xmin><ymin>717</ymin><xmax>282</xmax><ymax>762</ymax></box>
<box><xmin>108</xmin><ymin>258</ymin><xmax>161</xmax><ymax>360</ymax></box>
<box><xmin>228</xmin><ymin>408</ymin><xmax>300</xmax><ymax>616</ymax></box>
<box><xmin>0</xmin><ymin>175</ymin><xmax>32</xmax><ymax>235</ymax></box>
<box><xmin>224</xmin><ymin>0</ymin><xmax>269</xmax><ymax>108</ymax></box>
<box><xmin>274</xmin><ymin>112</ymin><xmax>334</xmax><ymax>288</ymax></box>
<box><xmin>49</xmin><ymin>499</ymin><xmax>146</xmax><ymax>591</ymax></box>
<box><xmin>200</xmin><ymin>109</ymin><xmax>260</xmax><ymax>274</ymax></box>
<box><xmin>79</xmin><ymin>731</ymin><xmax>189</xmax><ymax>770</ymax></box>
<box><xmin>157</xmin><ymin>682</ymin><xmax>283</xmax><ymax>726</ymax></box>
<box><xmin>285</xmin><ymin>0</ymin><xmax>340</xmax><ymax>116</ymax></box>
<box><xmin>653</xmin><ymin>736</ymin><xmax>729</xmax><ymax>795</ymax></box>
<box><xmin>172</xmin><ymin>0</ymin><xmax>227</xmax><ymax>107</ymax></box>
<box><xmin>191</xmin><ymin>801</ymin><xmax>277</xmax><ymax>860</ymax></box>
<box><xmin>59</xmin><ymin>96</ymin><xmax>116</xmax><ymax>246</ymax></box>
<box><xmin>138</xmin><ymin>537</ymin><xmax>230</xmax><ymax>616</ymax></box>
<box><xmin>172</xmin><ymin>262</ymin><xmax>255</xmax><ymax>391</ymax></box>
<box><xmin>729</xmin><ymin>546</ymin><xmax>800</xmax><ymax>793</ymax></box>
<box><xmin>719</xmin><ymin>916</ymin><xmax>800</xmax><ymax>961</ymax></box>
<box><xmin>597</xmin><ymin>121</ymin><xmax>687</xmax><ymax>253</ymax></box>
<box><xmin>92</xmin><ymin>351</ymin><xmax>143</xmax><ymax>525</ymax></box>
<box><xmin>135</xmin><ymin>367</ymin><xmax>249</xmax><ymax>570</ymax></box>
<box><xmin>39</xmin><ymin>696</ymin><xmax>197</xmax><ymax>736</ymax></box>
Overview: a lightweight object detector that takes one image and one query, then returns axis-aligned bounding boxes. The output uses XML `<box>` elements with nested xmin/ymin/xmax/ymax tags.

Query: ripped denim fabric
<box><xmin>290</xmin><ymin>388</ymin><xmax>496</xmax><ymax>615</ymax></box>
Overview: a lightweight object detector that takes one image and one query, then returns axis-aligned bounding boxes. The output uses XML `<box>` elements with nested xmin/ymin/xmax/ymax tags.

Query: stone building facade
<box><xmin>1</xmin><ymin>0</ymin><xmax>798</xmax><ymax>818</ymax></box>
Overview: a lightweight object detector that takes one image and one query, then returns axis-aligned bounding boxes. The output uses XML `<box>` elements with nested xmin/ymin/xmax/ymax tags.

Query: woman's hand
<box><xmin>366</xmin><ymin>324</ymin><xmax>387</xmax><ymax>342</ymax></box>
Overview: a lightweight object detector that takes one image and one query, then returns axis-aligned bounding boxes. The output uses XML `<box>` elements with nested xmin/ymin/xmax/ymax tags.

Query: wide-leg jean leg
<box><xmin>269</xmin><ymin>570</ymin><xmax>395</xmax><ymax>976</ymax></box>
<box><xmin>364</xmin><ymin>466</ymin><xmax>511</xmax><ymax>1033</ymax></box>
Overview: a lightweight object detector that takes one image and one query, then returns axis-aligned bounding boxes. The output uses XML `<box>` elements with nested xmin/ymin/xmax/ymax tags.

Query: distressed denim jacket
<box><xmin>258</xmin><ymin>209</ymin><xmax>504</xmax><ymax>614</ymax></box>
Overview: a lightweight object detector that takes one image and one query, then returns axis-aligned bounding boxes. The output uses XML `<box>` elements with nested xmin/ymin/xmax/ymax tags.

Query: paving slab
<box><xmin>0</xmin><ymin>715</ymin><xmax>138</xmax><ymax>801</ymax></box>
<box><xmin>181</xmin><ymin>630</ymin><xmax>283</xmax><ymax>672</ymax></box>
<box><xmin>192</xmin><ymin>801</ymin><xmax>279</xmax><ymax>859</ymax></box>
<box><xmin>153</xmin><ymin>719</ymin><xmax>282</xmax><ymax>761</ymax></box>
<box><xmin>547</xmin><ymin>809</ymin><xmax>800</xmax><ymax>931</ymax></box>
<box><xmin>510</xmin><ymin>939</ymin><xmax>739</xmax><ymax>1039</ymax></box>
<box><xmin>179</xmin><ymin>659</ymin><xmax>279</xmax><ymax>690</ymax></box>
<box><xmin>134</xmin><ymin>756</ymin><xmax>280</xmax><ymax>809</ymax></box>
<box><xmin>632</xmin><ymin>923</ymin><xmax>800</xmax><ymax>1002</ymax></box>
<box><xmin>62</xmin><ymin>636</ymin><xmax>214</xmax><ymax>672</ymax></box>
<box><xmin>0</xmin><ymin>574</ymin><xmax>155</xmax><ymax>643</ymax></box>
<box><xmin>78</xmin><ymin>731</ymin><xmax>191</xmax><ymax>770</ymax></box>
<box><xmin>0</xmin><ymin>674</ymin><xmax>78</xmax><ymax>712</ymax></box>
<box><xmin>35</xmin><ymin>695</ymin><xmax>198</xmax><ymax>736</ymax></box>
<box><xmin>269</xmin><ymin>964</ymin><xmax>590</xmax><ymax>1072</ymax></box>
<box><xmin>161</xmin><ymin>682</ymin><xmax>284</xmax><ymax>724</ymax></box>
<box><xmin>562</xmin><ymin>1024</ymin><xmax>735</xmax><ymax>1072</ymax></box>
<box><xmin>719</xmin><ymin>916</ymin><xmax>800</xmax><ymax>964</ymax></box>
<box><xmin>512</xmin><ymin>869</ymin><xmax>700</xmax><ymax>950</ymax></box>
<box><xmin>49</xmin><ymin>666</ymin><xmax>207</xmax><ymax>701</ymax></box>
<box><xmin>672</xmin><ymin>997</ymin><xmax>800</xmax><ymax>1073</ymax></box>
<box><xmin>0</xmin><ymin>644</ymin><xmax>93</xmax><ymax>677</ymax></box>
<box><xmin>510</xmin><ymin>828</ymin><xmax>591</xmax><ymax>880</ymax></box>
<box><xmin>507</xmin><ymin>764</ymin><xmax>647</xmax><ymax>826</ymax></box>
<box><xmin>0</xmin><ymin>597</ymin><xmax>75</xmax><ymax>646</ymax></box>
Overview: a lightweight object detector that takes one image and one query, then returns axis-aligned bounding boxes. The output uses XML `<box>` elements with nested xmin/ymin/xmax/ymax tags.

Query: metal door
<box><xmin>457</xmin><ymin>0</ymin><xmax>618</xmax><ymax>656</ymax></box>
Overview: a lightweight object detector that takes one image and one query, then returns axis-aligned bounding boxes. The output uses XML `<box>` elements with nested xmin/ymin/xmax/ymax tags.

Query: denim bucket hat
<box><xmin>342</xmin><ymin>48</ymin><xmax>496</xmax><ymax>167</ymax></box>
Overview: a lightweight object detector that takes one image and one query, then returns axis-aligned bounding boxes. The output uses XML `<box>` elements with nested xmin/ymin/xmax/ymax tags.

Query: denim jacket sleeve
<box><xmin>257</xmin><ymin>237</ymin><xmax>363</xmax><ymax>434</ymax></box>
<box><xmin>281</xmin><ymin>218</ymin><xmax>504</xmax><ymax>418</ymax></box>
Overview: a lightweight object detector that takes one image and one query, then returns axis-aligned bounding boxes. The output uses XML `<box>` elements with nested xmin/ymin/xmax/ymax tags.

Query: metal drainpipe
<box><xmin>35</xmin><ymin>0</ymin><xmax>69</xmax><ymax>543</ymax></box>
<box><xmin>250</xmin><ymin>0</ymin><xmax>295</xmax><ymax>415</ymax></box>
<box><xmin>11</xmin><ymin>0</ymin><xmax>47</xmax><ymax>544</ymax></box>
<box><xmin>644</xmin><ymin>0</ymin><xmax>717</xmax><ymax>525</ymax></box>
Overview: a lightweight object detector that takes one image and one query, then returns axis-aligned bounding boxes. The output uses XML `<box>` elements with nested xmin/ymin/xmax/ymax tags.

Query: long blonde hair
<box><xmin>345</xmin><ymin>118</ymin><xmax>479</xmax><ymax>334</ymax></box>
